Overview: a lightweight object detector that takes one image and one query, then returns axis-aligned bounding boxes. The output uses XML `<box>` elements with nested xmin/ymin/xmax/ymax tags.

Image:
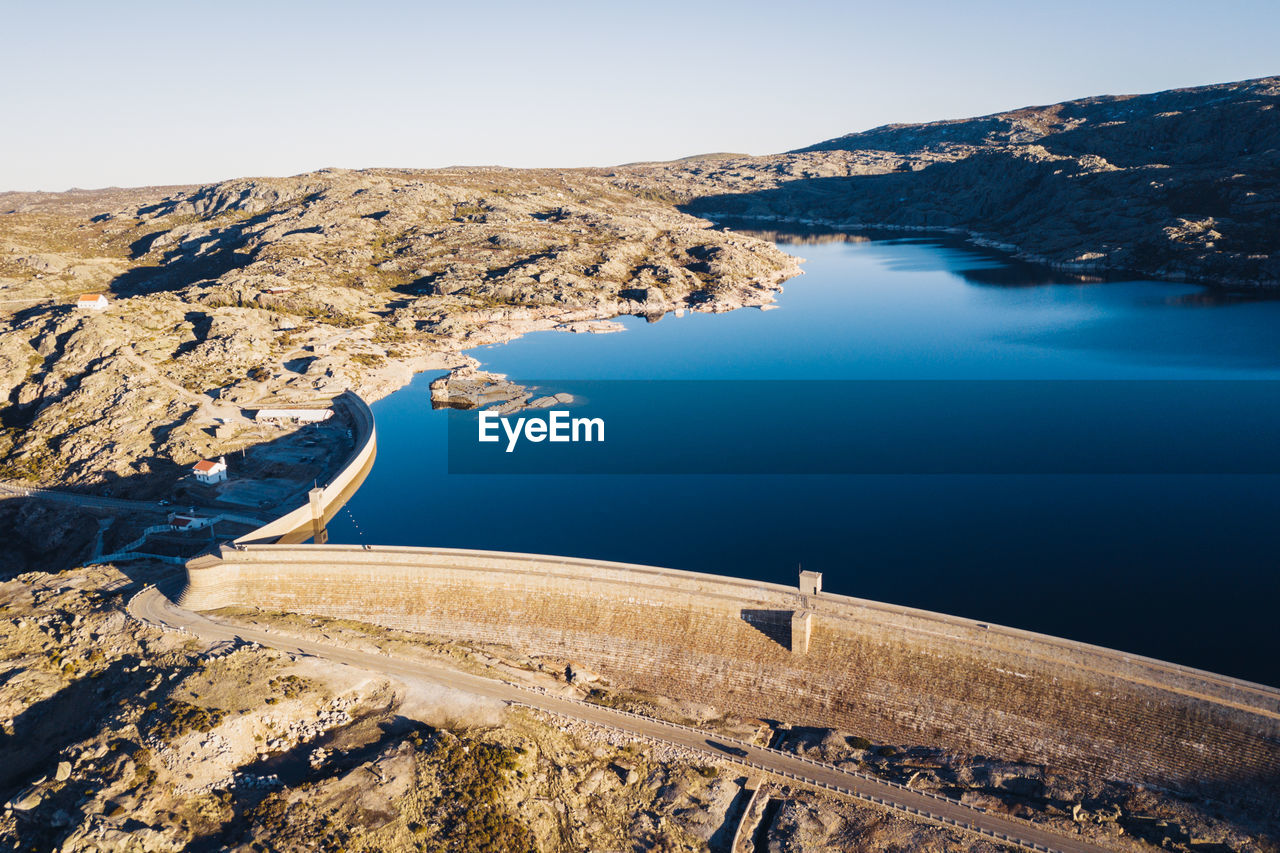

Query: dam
<box><xmin>180</xmin><ymin>390</ymin><xmax>1280</xmax><ymax>820</ymax></box>
<box><xmin>324</xmin><ymin>233</ymin><xmax>1280</xmax><ymax>688</ymax></box>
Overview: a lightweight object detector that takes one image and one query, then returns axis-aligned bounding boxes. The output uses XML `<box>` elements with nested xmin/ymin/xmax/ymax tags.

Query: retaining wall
<box><xmin>234</xmin><ymin>390</ymin><xmax>376</xmax><ymax>545</ymax></box>
<box><xmin>182</xmin><ymin>543</ymin><xmax>1280</xmax><ymax>816</ymax></box>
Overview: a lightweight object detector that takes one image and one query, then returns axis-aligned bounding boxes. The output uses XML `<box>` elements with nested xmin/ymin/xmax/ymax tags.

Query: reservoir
<box><xmin>328</xmin><ymin>229</ymin><xmax>1280</xmax><ymax>686</ymax></box>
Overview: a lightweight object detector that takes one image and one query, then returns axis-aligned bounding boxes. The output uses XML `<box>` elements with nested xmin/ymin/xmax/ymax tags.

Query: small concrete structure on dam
<box><xmin>181</xmin><ymin>391</ymin><xmax>1280</xmax><ymax>819</ymax></box>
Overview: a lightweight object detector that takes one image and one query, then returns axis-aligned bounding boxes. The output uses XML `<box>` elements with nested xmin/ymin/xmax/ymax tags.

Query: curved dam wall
<box><xmin>182</xmin><ymin>544</ymin><xmax>1280</xmax><ymax>815</ymax></box>
<box><xmin>234</xmin><ymin>390</ymin><xmax>376</xmax><ymax>546</ymax></box>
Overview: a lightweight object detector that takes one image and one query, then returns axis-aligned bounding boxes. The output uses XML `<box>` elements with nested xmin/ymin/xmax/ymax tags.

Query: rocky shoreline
<box><xmin>3</xmin><ymin>75</ymin><xmax>1276</xmax><ymax>497</ymax></box>
<box><xmin>0</xmin><ymin>168</ymin><xmax>802</xmax><ymax>496</ymax></box>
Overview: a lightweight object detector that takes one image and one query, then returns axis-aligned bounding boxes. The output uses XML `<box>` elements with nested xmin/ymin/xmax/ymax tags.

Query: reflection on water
<box><xmin>730</xmin><ymin>225</ymin><xmax>1105</xmax><ymax>287</ymax></box>
<box><xmin>329</xmin><ymin>230</ymin><xmax>1280</xmax><ymax>686</ymax></box>
<box><xmin>1160</xmin><ymin>288</ymin><xmax>1280</xmax><ymax>307</ymax></box>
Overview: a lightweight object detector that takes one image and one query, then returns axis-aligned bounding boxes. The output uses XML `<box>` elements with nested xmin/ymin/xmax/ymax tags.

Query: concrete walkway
<box><xmin>127</xmin><ymin>587</ymin><xmax>1117</xmax><ymax>853</ymax></box>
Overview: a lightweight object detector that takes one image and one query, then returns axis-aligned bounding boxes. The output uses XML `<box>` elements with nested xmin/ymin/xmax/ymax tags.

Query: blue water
<box><xmin>329</xmin><ymin>233</ymin><xmax>1280</xmax><ymax>686</ymax></box>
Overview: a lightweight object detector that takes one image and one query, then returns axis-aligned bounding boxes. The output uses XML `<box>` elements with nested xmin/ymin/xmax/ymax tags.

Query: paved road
<box><xmin>0</xmin><ymin>481</ymin><xmax>265</xmax><ymax>525</ymax></box>
<box><xmin>128</xmin><ymin>588</ymin><xmax>1114</xmax><ymax>853</ymax></box>
<box><xmin>0</xmin><ymin>480</ymin><xmax>189</xmax><ymax>513</ymax></box>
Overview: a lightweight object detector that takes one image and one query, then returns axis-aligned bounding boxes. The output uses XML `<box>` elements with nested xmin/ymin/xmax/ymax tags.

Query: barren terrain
<box><xmin>2</xmin><ymin>76</ymin><xmax>1278</xmax><ymax>851</ymax></box>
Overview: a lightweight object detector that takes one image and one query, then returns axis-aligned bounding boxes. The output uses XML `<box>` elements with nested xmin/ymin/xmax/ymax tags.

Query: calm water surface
<box><xmin>329</xmin><ymin>232</ymin><xmax>1280</xmax><ymax>685</ymax></box>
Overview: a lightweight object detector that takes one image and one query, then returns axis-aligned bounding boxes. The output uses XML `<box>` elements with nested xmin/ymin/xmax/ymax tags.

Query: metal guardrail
<box><xmin>95</xmin><ymin>524</ymin><xmax>175</xmax><ymax>558</ymax></box>
<box><xmin>517</xmin><ymin>690</ymin><xmax>962</xmax><ymax>806</ymax></box>
<box><xmin>89</xmin><ymin>513</ymin><xmax>264</xmax><ymax>566</ymax></box>
<box><xmin>512</xmin><ymin>698</ymin><xmax>1066</xmax><ymax>853</ymax></box>
<box><xmin>90</xmin><ymin>551</ymin><xmax>187</xmax><ymax>566</ymax></box>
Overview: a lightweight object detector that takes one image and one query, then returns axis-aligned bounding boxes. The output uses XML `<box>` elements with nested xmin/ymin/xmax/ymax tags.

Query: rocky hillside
<box><xmin>628</xmin><ymin>76</ymin><xmax>1280</xmax><ymax>287</ymax></box>
<box><xmin>1</xmin><ymin>76</ymin><xmax>1275</xmax><ymax>492</ymax></box>
<box><xmin>0</xmin><ymin>169</ymin><xmax>798</xmax><ymax>488</ymax></box>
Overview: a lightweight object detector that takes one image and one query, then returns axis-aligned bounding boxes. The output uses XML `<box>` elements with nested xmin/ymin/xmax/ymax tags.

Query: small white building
<box><xmin>169</xmin><ymin>512</ymin><xmax>215</xmax><ymax>530</ymax></box>
<box><xmin>192</xmin><ymin>456</ymin><xmax>228</xmax><ymax>484</ymax></box>
<box><xmin>76</xmin><ymin>293</ymin><xmax>109</xmax><ymax>311</ymax></box>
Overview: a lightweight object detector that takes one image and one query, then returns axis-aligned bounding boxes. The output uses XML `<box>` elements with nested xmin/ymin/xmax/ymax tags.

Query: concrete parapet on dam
<box><xmin>233</xmin><ymin>389</ymin><xmax>376</xmax><ymax>546</ymax></box>
<box><xmin>181</xmin><ymin>542</ymin><xmax>1280</xmax><ymax>817</ymax></box>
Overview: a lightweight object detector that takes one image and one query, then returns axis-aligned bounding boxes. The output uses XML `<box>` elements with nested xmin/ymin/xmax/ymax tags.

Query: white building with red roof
<box><xmin>168</xmin><ymin>512</ymin><xmax>214</xmax><ymax>530</ymax></box>
<box><xmin>192</xmin><ymin>456</ymin><xmax>228</xmax><ymax>484</ymax></box>
<box><xmin>76</xmin><ymin>293</ymin><xmax>109</xmax><ymax>311</ymax></box>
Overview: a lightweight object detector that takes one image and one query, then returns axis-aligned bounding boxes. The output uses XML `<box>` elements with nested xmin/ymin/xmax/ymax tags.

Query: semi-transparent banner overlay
<box><xmin>444</xmin><ymin>380</ymin><xmax>1280</xmax><ymax>474</ymax></box>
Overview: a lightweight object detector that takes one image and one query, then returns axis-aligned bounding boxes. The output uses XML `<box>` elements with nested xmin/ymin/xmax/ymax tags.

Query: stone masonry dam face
<box><xmin>182</xmin><ymin>544</ymin><xmax>1280</xmax><ymax>817</ymax></box>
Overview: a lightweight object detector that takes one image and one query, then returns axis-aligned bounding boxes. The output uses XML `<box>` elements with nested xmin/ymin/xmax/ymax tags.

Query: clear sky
<box><xmin>3</xmin><ymin>0</ymin><xmax>1276</xmax><ymax>191</ymax></box>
